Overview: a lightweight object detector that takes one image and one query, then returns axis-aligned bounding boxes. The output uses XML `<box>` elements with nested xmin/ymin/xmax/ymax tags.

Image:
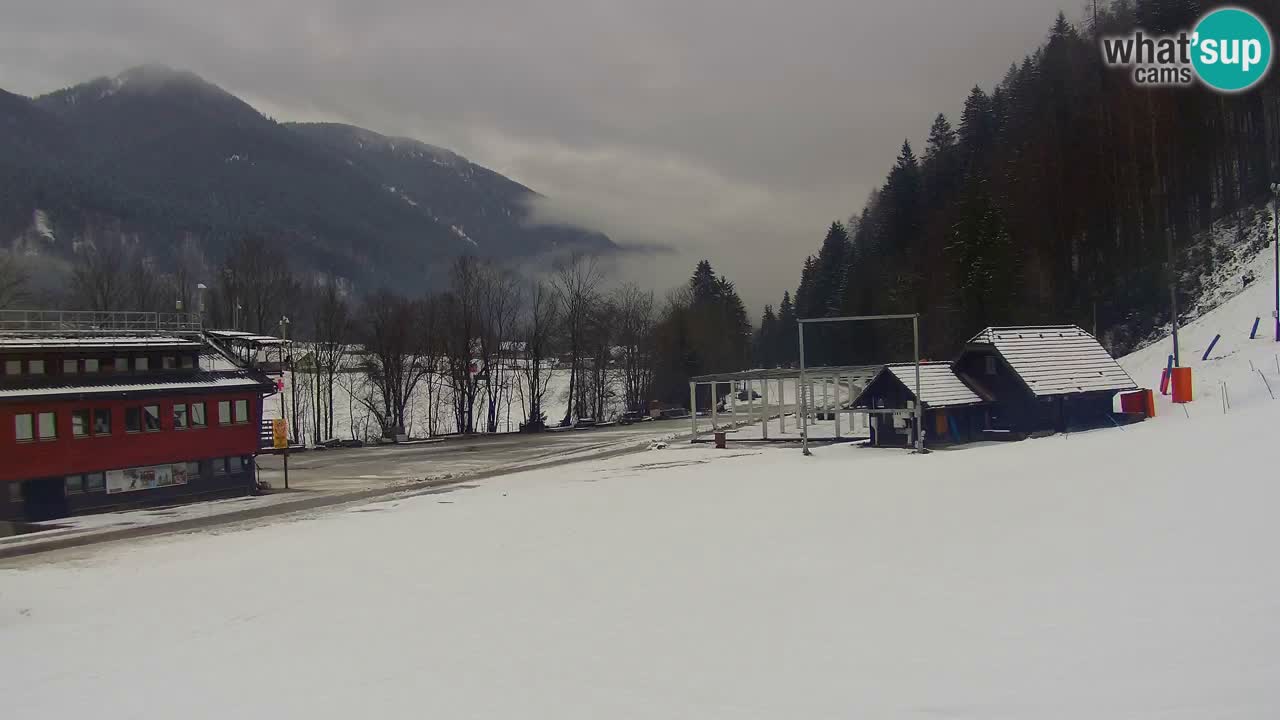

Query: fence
<box><xmin>0</xmin><ymin>310</ymin><xmax>202</xmax><ymax>334</ymax></box>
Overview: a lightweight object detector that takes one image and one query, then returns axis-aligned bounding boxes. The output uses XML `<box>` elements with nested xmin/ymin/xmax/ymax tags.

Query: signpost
<box><xmin>272</xmin><ymin>417</ymin><xmax>289</xmax><ymax>489</ymax></box>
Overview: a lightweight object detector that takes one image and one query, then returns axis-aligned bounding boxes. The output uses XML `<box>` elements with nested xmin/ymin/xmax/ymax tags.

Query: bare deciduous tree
<box><xmin>613</xmin><ymin>283</ymin><xmax>656</xmax><ymax>413</ymax></box>
<box><xmin>355</xmin><ymin>290</ymin><xmax>436</xmax><ymax>439</ymax></box>
<box><xmin>0</xmin><ymin>251</ymin><xmax>29</xmax><ymax>310</ymax></box>
<box><xmin>310</xmin><ymin>279</ymin><xmax>351</xmax><ymax>443</ymax></box>
<box><xmin>221</xmin><ymin>236</ymin><xmax>294</xmax><ymax>333</ymax></box>
<box><xmin>441</xmin><ymin>256</ymin><xmax>484</xmax><ymax>434</ymax></box>
<box><xmin>551</xmin><ymin>252</ymin><xmax>605</xmax><ymax>425</ymax></box>
<box><xmin>517</xmin><ymin>279</ymin><xmax>560</xmax><ymax>430</ymax></box>
<box><xmin>71</xmin><ymin>237</ymin><xmax>127</xmax><ymax>311</ymax></box>
<box><xmin>479</xmin><ymin>264</ymin><xmax>520</xmax><ymax>433</ymax></box>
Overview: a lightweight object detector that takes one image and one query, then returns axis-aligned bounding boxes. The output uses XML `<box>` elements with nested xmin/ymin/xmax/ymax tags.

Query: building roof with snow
<box><xmin>963</xmin><ymin>325</ymin><xmax>1136</xmax><ymax>397</ymax></box>
<box><xmin>0</xmin><ymin>335</ymin><xmax>202</xmax><ymax>351</ymax></box>
<box><xmin>853</xmin><ymin>362</ymin><xmax>989</xmax><ymax>410</ymax></box>
<box><xmin>0</xmin><ymin>370</ymin><xmax>274</xmax><ymax>402</ymax></box>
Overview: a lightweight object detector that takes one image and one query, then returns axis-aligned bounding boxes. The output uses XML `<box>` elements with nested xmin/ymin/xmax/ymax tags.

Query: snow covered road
<box><xmin>2</xmin><ymin>391</ymin><xmax>1277</xmax><ymax>718</ymax></box>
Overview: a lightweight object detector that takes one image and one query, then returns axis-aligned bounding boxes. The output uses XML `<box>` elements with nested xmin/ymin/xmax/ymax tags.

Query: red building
<box><xmin>0</xmin><ymin>313</ymin><xmax>276</xmax><ymax>522</ymax></box>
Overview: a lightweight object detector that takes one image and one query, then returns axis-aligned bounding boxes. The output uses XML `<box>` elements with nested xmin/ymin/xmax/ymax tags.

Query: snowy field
<box><xmin>4</xmin><ymin>357</ymin><xmax>1280</xmax><ymax>715</ymax></box>
<box><xmin>263</xmin><ymin>367</ymin><xmax>581</xmax><ymax>442</ymax></box>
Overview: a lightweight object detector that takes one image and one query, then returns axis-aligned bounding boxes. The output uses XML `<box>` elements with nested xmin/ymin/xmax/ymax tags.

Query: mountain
<box><xmin>0</xmin><ymin>65</ymin><xmax>612</xmax><ymax>293</ymax></box>
<box><xmin>287</xmin><ymin>122</ymin><xmax>607</xmax><ymax>259</ymax></box>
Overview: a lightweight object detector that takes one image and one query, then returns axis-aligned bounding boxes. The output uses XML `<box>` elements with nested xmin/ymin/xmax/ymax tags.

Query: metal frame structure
<box><xmin>687</xmin><ymin>366</ymin><xmax>879</xmax><ymax>444</ymax></box>
<box><xmin>799</xmin><ymin>313</ymin><xmax>923</xmax><ymax>455</ymax></box>
<box><xmin>0</xmin><ymin>310</ymin><xmax>202</xmax><ymax>335</ymax></box>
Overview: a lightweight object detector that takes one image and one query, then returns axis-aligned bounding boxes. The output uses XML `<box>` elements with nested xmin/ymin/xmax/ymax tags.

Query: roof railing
<box><xmin>0</xmin><ymin>310</ymin><xmax>203</xmax><ymax>334</ymax></box>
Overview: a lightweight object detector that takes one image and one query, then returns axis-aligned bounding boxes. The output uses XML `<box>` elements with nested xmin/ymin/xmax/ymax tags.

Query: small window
<box><xmin>181</xmin><ymin>355</ymin><xmax>195</xmax><ymax>369</ymax></box>
<box><xmin>7</xmin><ymin>481</ymin><xmax>21</xmax><ymax>503</ymax></box>
<box><xmin>38</xmin><ymin>411</ymin><xmax>56</xmax><ymax>440</ymax></box>
<box><xmin>234</xmin><ymin>399</ymin><xmax>249</xmax><ymax>424</ymax></box>
<box><xmin>84</xmin><ymin>358</ymin><xmax>100</xmax><ymax>373</ymax></box>
<box><xmin>186</xmin><ymin>461</ymin><xmax>200</xmax><ymax>479</ymax></box>
<box><xmin>143</xmin><ymin>405</ymin><xmax>161</xmax><ymax>432</ymax></box>
<box><xmin>135</xmin><ymin>357</ymin><xmax>149</xmax><ymax>371</ymax></box>
<box><xmin>173</xmin><ymin>404</ymin><xmax>188</xmax><ymax>430</ymax></box>
<box><xmin>65</xmin><ymin>474</ymin><xmax>85</xmax><ymax>495</ymax></box>
<box><xmin>3</xmin><ymin>359</ymin><xmax>20</xmax><ymax>375</ymax></box>
<box><xmin>984</xmin><ymin>356</ymin><xmax>997</xmax><ymax>376</ymax></box>
<box><xmin>72</xmin><ymin>409</ymin><xmax>90</xmax><ymax>437</ymax></box>
<box><xmin>115</xmin><ymin>357</ymin><xmax>129</xmax><ymax>372</ymax></box>
<box><xmin>163</xmin><ymin>356</ymin><xmax>176</xmax><ymax>370</ymax></box>
<box><xmin>63</xmin><ymin>359</ymin><xmax>78</xmax><ymax>374</ymax></box>
<box><xmin>14</xmin><ymin>413</ymin><xmax>33</xmax><ymax>442</ymax></box>
<box><xmin>85</xmin><ymin>472</ymin><xmax>105</xmax><ymax>492</ymax></box>
<box><xmin>228</xmin><ymin>456</ymin><xmax>243</xmax><ymax>473</ymax></box>
<box><xmin>93</xmin><ymin>408</ymin><xmax>112</xmax><ymax>435</ymax></box>
<box><xmin>125</xmin><ymin>407</ymin><xmax>142</xmax><ymax>433</ymax></box>
<box><xmin>29</xmin><ymin>359</ymin><xmax>45</xmax><ymax>375</ymax></box>
<box><xmin>190</xmin><ymin>402</ymin><xmax>206</xmax><ymax>427</ymax></box>
<box><xmin>218</xmin><ymin>400</ymin><xmax>231</xmax><ymax>425</ymax></box>
<box><xmin>213</xmin><ymin>457</ymin><xmax>227</xmax><ymax>475</ymax></box>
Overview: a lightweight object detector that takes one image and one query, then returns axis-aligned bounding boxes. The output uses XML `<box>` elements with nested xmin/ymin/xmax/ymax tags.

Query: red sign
<box><xmin>276</xmin><ymin>378</ymin><xmax>285</xmax><ymax>391</ymax></box>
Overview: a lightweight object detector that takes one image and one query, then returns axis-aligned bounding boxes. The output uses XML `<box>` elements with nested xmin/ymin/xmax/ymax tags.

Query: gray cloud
<box><xmin>0</xmin><ymin>0</ymin><xmax>1073</xmax><ymax>311</ymax></box>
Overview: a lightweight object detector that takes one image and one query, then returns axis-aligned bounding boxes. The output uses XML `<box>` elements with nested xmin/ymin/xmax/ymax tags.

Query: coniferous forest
<box><xmin>755</xmin><ymin>0</ymin><xmax>1280</xmax><ymax>367</ymax></box>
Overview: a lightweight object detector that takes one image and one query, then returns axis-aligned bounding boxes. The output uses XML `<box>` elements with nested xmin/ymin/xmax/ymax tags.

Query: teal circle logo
<box><xmin>1192</xmin><ymin>7</ymin><xmax>1272</xmax><ymax>92</ymax></box>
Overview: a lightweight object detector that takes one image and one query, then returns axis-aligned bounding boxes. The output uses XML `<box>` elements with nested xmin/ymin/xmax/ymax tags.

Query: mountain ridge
<box><xmin>0</xmin><ymin>65</ymin><xmax>612</xmax><ymax>296</ymax></box>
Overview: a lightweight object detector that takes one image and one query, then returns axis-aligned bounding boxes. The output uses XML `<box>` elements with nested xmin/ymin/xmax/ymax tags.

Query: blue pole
<box><xmin>1251</xmin><ymin>317</ymin><xmax>1261</xmax><ymax>339</ymax></box>
<box><xmin>1202</xmin><ymin>334</ymin><xmax>1221</xmax><ymax>362</ymax></box>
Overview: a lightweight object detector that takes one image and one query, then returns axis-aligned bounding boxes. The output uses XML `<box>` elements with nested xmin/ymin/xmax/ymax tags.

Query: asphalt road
<box><xmin>255</xmin><ymin>418</ymin><xmax>698</xmax><ymax>493</ymax></box>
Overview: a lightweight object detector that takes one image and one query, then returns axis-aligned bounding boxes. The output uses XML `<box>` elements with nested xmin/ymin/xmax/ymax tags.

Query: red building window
<box><xmin>38</xmin><ymin>412</ymin><xmax>56</xmax><ymax>440</ymax></box>
<box><xmin>93</xmin><ymin>409</ymin><xmax>111</xmax><ymax>435</ymax></box>
<box><xmin>191</xmin><ymin>402</ymin><xmax>207</xmax><ymax>428</ymax></box>
<box><xmin>72</xmin><ymin>410</ymin><xmax>90</xmax><ymax>437</ymax></box>
<box><xmin>14</xmin><ymin>413</ymin><xmax>34</xmax><ymax>442</ymax></box>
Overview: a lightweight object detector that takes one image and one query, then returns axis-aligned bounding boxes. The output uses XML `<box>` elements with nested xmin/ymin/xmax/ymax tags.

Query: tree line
<box><xmin>755</xmin><ymin>0</ymin><xmax>1280</xmax><ymax>367</ymax></box>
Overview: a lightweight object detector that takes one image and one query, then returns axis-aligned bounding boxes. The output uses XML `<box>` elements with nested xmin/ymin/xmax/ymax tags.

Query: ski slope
<box><xmin>1122</xmin><ymin>227</ymin><xmax>1280</xmax><ymax>418</ymax></box>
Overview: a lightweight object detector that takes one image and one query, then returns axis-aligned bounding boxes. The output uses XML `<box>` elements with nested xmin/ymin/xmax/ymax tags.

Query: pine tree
<box><xmin>776</xmin><ymin>291</ymin><xmax>798</xmax><ymax>366</ymax></box>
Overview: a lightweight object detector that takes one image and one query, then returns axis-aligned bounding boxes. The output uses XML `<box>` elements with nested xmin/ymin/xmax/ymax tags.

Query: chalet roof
<box><xmin>965</xmin><ymin>325</ymin><xmax>1136</xmax><ymax>397</ymax></box>
<box><xmin>0</xmin><ymin>335</ymin><xmax>202</xmax><ymax>351</ymax></box>
<box><xmin>854</xmin><ymin>362</ymin><xmax>987</xmax><ymax>409</ymax></box>
<box><xmin>0</xmin><ymin>370</ymin><xmax>274</xmax><ymax>401</ymax></box>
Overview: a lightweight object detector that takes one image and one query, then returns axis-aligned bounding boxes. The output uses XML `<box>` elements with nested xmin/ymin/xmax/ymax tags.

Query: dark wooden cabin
<box><xmin>852</xmin><ymin>362</ymin><xmax>991</xmax><ymax>447</ymax></box>
<box><xmin>954</xmin><ymin>326</ymin><xmax>1136</xmax><ymax>434</ymax></box>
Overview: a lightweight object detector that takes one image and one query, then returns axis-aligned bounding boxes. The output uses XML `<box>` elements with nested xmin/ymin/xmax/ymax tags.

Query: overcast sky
<box><xmin>0</xmin><ymin>0</ymin><xmax>1077</xmax><ymax>311</ymax></box>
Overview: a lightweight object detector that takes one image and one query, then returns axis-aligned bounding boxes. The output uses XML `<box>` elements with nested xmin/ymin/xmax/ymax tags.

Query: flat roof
<box><xmin>0</xmin><ymin>335</ymin><xmax>203</xmax><ymax>351</ymax></box>
<box><xmin>0</xmin><ymin>371</ymin><xmax>273</xmax><ymax>401</ymax></box>
<box><xmin>690</xmin><ymin>365</ymin><xmax>881</xmax><ymax>383</ymax></box>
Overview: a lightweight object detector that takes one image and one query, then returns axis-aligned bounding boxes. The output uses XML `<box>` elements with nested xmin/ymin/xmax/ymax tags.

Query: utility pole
<box><xmin>1272</xmin><ymin>183</ymin><xmax>1279</xmax><ymax>341</ymax></box>
<box><xmin>1167</xmin><ymin>225</ymin><xmax>1181</xmax><ymax>366</ymax></box>
<box><xmin>279</xmin><ymin>315</ymin><xmax>290</xmax><ymax>490</ymax></box>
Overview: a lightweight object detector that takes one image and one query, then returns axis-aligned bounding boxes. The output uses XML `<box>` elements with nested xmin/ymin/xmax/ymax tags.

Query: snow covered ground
<box><xmin>5</xmin><ymin>219</ymin><xmax>1280</xmax><ymax>717</ymax></box>
<box><xmin>4</xmin><ymin>356</ymin><xmax>1279</xmax><ymax>717</ymax></box>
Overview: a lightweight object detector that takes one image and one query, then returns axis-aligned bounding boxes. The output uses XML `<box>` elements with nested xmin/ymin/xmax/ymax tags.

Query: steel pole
<box><xmin>689</xmin><ymin>382</ymin><xmax>697</xmax><ymax>442</ymax></box>
<box><xmin>1274</xmin><ymin>188</ymin><xmax>1279</xmax><ymax>341</ymax></box>
<box><xmin>914</xmin><ymin>315</ymin><xmax>924</xmax><ymax>454</ymax></box>
<box><xmin>799</xmin><ymin>323</ymin><xmax>810</xmax><ymax>455</ymax></box>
